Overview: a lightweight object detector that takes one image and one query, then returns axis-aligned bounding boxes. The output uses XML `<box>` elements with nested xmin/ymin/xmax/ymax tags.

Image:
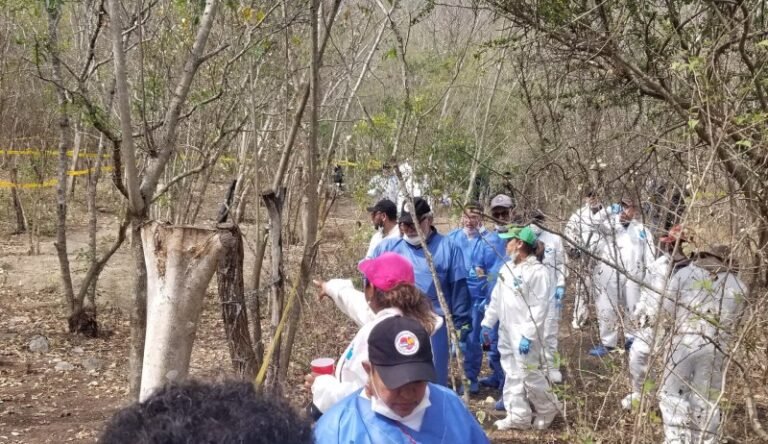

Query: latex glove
<box><xmin>480</xmin><ymin>327</ymin><xmax>493</xmax><ymax>347</ymax></box>
<box><xmin>610</xmin><ymin>203</ymin><xmax>622</xmax><ymax>214</ymax></box>
<box><xmin>519</xmin><ymin>336</ymin><xmax>532</xmax><ymax>355</ymax></box>
<box><xmin>555</xmin><ymin>286</ymin><xmax>565</xmax><ymax>310</ymax></box>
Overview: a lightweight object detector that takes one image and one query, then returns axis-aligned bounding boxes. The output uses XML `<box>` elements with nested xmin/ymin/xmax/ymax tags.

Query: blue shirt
<box><xmin>447</xmin><ymin>229</ymin><xmax>497</xmax><ymax>301</ymax></box>
<box><xmin>314</xmin><ymin>384</ymin><xmax>490</xmax><ymax>444</ymax></box>
<box><xmin>373</xmin><ymin>230</ymin><xmax>471</xmax><ymax>329</ymax></box>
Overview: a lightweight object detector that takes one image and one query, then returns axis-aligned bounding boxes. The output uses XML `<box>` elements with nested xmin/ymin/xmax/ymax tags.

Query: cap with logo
<box><xmin>399</xmin><ymin>197</ymin><xmax>431</xmax><ymax>225</ymax></box>
<box><xmin>358</xmin><ymin>252</ymin><xmax>415</xmax><ymax>292</ymax></box>
<box><xmin>367</xmin><ymin>316</ymin><xmax>436</xmax><ymax>389</ymax></box>
<box><xmin>499</xmin><ymin>225</ymin><xmax>537</xmax><ymax>246</ymax></box>
<box><xmin>366</xmin><ymin>199</ymin><xmax>398</xmax><ymax>220</ymax></box>
<box><xmin>490</xmin><ymin>194</ymin><xmax>514</xmax><ymax>209</ymax></box>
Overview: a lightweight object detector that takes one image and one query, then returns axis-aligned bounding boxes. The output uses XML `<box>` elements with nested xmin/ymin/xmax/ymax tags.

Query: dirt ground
<box><xmin>0</xmin><ymin>194</ymin><xmax>763</xmax><ymax>443</ymax></box>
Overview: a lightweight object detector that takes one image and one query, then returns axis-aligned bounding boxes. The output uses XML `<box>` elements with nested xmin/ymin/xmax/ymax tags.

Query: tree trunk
<box><xmin>261</xmin><ymin>189</ymin><xmax>285</xmax><ymax>392</ymax></box>
<box><xmin>10</xmin><ymin>162</ymin><xmax>26</xmax><ymax>234</ymax></box>
<box><xmin>278</xmin><ymin>0</ymin><xmax>322</xmax><ymax>383</ymax></box>
<box><xmin>216</xmin><ymin>223</ymin><xmax>258</xmax><ymax>378</ymax></box>
<box><xmin>67</xmin><ymin>118</ymin><xmax>83</xmax><ymax>196</ymax></box>
<box><xmin>139</xmin><ymin>221</ymin><xmax>226</xmax><ymax>401</ymax></box>
<box><xmin>46</xmin><ymin>1</ymin><xmax>76</xmax><ymax>316</ymax></box>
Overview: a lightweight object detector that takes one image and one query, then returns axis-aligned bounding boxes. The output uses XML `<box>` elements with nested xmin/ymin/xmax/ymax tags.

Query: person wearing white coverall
<box><xmin>307</xmin><ymin>252</ymin><xmax>442</xmax><ymax>415</ymax></box>
<box><xmin>659</xmin><ymin>245</ymin><xmax>747</xmax><ymax>444</ymax></box>
<box><xmin>564</xmin><ymin>190</ymin><xmax>605</xmax><ymax>329</ymax></box>
<box><xmin>622</xmin><ymin>224</ymin><xmax>690</xmax><ymax>410</ymax></box>
<box><xmin>530</xmin><ymin>211</ymin><xmax>567</xmax><ymax>383</ymax></box>
<box><xmin>590</xmin><ymin>196</ymin><xmax>655</xmax><ymax>357</ymax></box>
<box><xmin>480</xmin><ymin>226</ymin><xmax>561</xmax><ymax>430</ymax></box>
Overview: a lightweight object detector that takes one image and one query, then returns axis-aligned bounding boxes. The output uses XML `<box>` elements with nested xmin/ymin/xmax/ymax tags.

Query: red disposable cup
<box><xmin>311</xmin><ymin>357</ymin><xmax>335</xmax><ymax>376</ymax></box>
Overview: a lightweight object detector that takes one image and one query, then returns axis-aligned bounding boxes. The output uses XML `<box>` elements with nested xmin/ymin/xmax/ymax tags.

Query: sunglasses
<box><xmin>491</xmin><ymin>211</ymin><xmax>509</xmax><ymax>219</ymax></box>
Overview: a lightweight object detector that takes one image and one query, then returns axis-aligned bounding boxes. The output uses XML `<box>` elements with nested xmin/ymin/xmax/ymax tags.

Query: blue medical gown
<box><xmin>373</xmin><ymin>232</ymin><xmax>471</xmax><ymax>386</ymax></box>
<box><xmin>314</xmin><ymin>384</ymin><xmax>490</xmax><ymax>444</ymax></box>
<box><xmin>372</xmin><ymin>232</ymin><xmax>471</xmax><ymax>327</ymax></box>
<box><xmin>446</xmin><ymin>229</ymin><xmax>497</xmax><ymax>381</ymax></box>
<box><xmin>446</xmin><ymin>229</ymin><xmax>497</xmax><ymax>301</ymax></box>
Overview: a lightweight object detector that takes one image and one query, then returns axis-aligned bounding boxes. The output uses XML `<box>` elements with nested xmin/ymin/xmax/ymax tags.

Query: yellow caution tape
<box><xmin>0</xmin><ymin>166</ymin><xmax>114</xmax><ymax>189</ymax></box>
<box><xmin>0</xmin><ymin>149</ymin><xmax>112</xmax><ymax>159</ymax></box>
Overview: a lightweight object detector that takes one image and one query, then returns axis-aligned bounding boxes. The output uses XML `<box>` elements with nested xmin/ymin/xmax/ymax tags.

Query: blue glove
<box><xmin>480</xmin><ymin>327</ymin><xmax>493</xmax><ymax>347</ymax></box>
<box><xmin>555</xmin><ymin>286</ymin><xmax>565</xmax><ymax>310</ymax></box>
<box><xmin>519</xmin><ymin>336</ymin><xmax>531</xmax><ymax>355</ymax></box>
<box><xmin>610</xmin><ymin>203</ymin><xmax>622</xmax><ymax>214</ymax></box>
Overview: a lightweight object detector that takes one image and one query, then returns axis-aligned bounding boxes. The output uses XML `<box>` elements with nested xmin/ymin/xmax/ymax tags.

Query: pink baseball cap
<box><xmin>358</xmin><ymin>252</ymin><xmax>415</xmax><ymax>292</ymax></box>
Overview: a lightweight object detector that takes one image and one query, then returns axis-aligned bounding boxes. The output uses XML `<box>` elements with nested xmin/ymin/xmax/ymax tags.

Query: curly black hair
<box><xmin>99</xmin><ymin>380</ymin><xmax>312</xmax><ymax>444</ymax></box>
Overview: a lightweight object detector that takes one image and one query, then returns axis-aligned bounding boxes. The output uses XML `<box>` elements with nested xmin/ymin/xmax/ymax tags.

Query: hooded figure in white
<box><xmin>590</xmin><ymin>197</ymin><xmax>655</xmax><ymax>355</ymax></box>
<box><xmin>530</xmin><ymin>213</ymin><xmax>567</xmax><ymax>384</ymax></box>
<box><xmin>564</xmin><ymin>191</ymin><xmax>605</xmax><ymax>328</ymax></box>
<box><xmin>622</xmin><ymin>225</ymin><xmax>690</xmax><ymax>410</ymax></box>
<box><xmin>481</xmin><ymin>226</ymin><xmax>560</xmax><ymax>430</ymax></box>
<box><xmin>658</xmin><ymin>245</ymin><xmax>746</xmax><ymax>444</ymax></box>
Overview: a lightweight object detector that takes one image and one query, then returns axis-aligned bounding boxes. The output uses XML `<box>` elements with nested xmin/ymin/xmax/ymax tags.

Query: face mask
<box><xmin>463</xmin><ymin>227</ymin><xmax>479</xmax><ymax>237</ymax></box>
<box><xmin>530</xmin><ymin>225</ymin><xmax>542</xmax><ymax>236</ymax></box>
<box><xmin>369</xmin><ymin>379</ymin><xmax>430</xmax><ymax>426</ymax></box>
<box><xmin>404</xmin><ymin>235</ymin><xmax>421</xmax><ymax>246</ymax></box>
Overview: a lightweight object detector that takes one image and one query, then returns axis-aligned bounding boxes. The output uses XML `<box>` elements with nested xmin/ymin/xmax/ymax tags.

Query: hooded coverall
<box><xmin>537</xmin><ymin>229</ymin><xmax>567</xmax><ymax>381</ymax></box>
<box><xmin>564</xmin><ymin>204</ymin><xmax>605</xmax><ymax>326</ymax></box>
<box><xmin>659</xmin><ymin>264</ymin><xmax>746</xmax><ymax>444</ymax></box>
<box><xmin>593</xmin><ymin>215</ymin><xmax>655</xmax><ymax>348</ymax></box>
<box><xmin>481</xmin><ymin>255</ymin><xmax>560</xmax><ymax>426</ymax></box>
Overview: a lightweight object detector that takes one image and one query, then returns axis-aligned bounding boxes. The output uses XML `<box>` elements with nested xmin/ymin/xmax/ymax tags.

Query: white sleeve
<box><xmin>365</xmin><ymin>231</ymin><xmax>381</xmax><ymax>259</ymax></box>
<box><xmin>311</xmin><ymin>375</ymin><xmax>361</xmax><ymax>413</ymax></box>
<box><xmin>324</xmin><ymin>279</ymin><xmax>375</xmax><ymax>327</ymax></box>
<box><xmin>554</xmin><ymin>236</ymin><xmax>567</xmax><ymax>287</ymax></box>
<box><xmin>481</xmin><ymin>275</ymin><xmax>502</xmax><ymax>329</ymax></box>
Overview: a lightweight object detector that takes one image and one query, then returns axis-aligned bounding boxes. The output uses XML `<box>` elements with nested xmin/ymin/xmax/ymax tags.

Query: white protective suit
<box><xmin>622</xmin><ymin>253</ymin><xmax>672</xmax><ymax>409</ymax></box>
<box><xmin>537</xmin><ymin>229</ymin><xmax>568</xmax><ymax>382</ymax></box>
<box><xmin>564</xmin><ymin>204</ymin><xmax>605</xmax><ymax>327</ymax></box>
<box><xmin>659</xmin><ymin>263</ymin><xmax>747</xmax><ymax>444</ymax></box>
<box><xmin>592</xmin><ymin>214</ymin><xmax>655</xmax><ymax>348</ymax></box>
<box><xmin>312</xmin><ymin>279</ymin><xmax>443</xmax><ymax>413</ymax></box>
<box><xmin>365</xmin><ymin>225</ymin><xmax>401</xmax><ymax>259</ymax></box>
<box><xmin>481</xmin><ymin>255</ymin><xmax>560</xmax><ymax>427</ymax></box>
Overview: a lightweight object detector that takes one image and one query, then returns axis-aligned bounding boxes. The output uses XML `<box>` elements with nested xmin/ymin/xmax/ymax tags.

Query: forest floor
<box><xmin>0</xmin><ymin>192</ymin><xmax>761</xmax><ymax>443</ymax></box>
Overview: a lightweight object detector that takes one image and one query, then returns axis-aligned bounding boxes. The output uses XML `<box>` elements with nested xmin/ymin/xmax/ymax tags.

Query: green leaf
<box><xmin>688</xmin><ymin>119</ymin><xmax>699</xmax><ymax>130</ymax></box>
<box><xmin>383</xmin><ymin>47</ymin><xmax>397</xmax><ymax>60</ymax></box>
<box><xmin>735</xmin><ymin>139</ymin><xmax>752</xmax><ymax>148</ymax></box>
<box><xmin>756</xmin><ymin>39</ymin><xmax>768</xmax><ymax>49</ymax></box>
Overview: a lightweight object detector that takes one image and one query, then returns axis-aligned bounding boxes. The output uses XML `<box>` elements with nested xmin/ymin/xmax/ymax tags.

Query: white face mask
<box><xmin>369</xmin><ymin>380</ymin><xmax>431</xmax><ymax>426</ymax></box>
<box><xmin>404</xmin><ymin>234</ymin><xmax>421</xmax><ymax>246</ymax></box>
<box><xmin>530</xmin><ymin>225</ymin><xmax>543</xmax><ymax>236</ymax></box>
<box><xmin>463</xmin><ymin>227</ymin><xmax>479</xmax><ymax>238</ymax></box>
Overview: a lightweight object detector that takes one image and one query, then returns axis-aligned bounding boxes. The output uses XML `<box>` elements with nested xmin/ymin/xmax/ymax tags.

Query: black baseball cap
<box><xmin>367</xmin><ymin>316</ymin><xmax>436</xmax><ymax>389</ymax></box>
<box><xmin>398</xmin><ymin>198</ymin><xmax>431</xmax><ymax>225</ymax></box>
<box><xmin>366</xmin><ymin>199</ymin><xmax>397</xmax><ymax>220</ymax></box>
